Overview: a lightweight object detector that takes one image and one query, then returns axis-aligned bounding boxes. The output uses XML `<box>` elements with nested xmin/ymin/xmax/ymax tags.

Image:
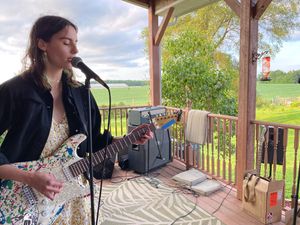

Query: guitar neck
<box><xmin>68</xmin><ymin>124</ymin><xmax>154</xmax><ymax>178</ymax></box>
<box><xmin>256</xmin><ymin>126</ymin><xmax>267</xmax><ymax>175</ymax></box>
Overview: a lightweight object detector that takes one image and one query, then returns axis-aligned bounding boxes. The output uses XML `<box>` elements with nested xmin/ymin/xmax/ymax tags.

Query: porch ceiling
<box><xmin>123</xmin><ymin>0</ymin><xmax>220</xmax><ymax>17</ymax></box>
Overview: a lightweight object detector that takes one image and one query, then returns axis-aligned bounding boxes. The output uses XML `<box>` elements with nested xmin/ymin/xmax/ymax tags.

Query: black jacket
<box><xmin>0</xmin><ymin>73</ymin><xmax>112</xmax><ymax>165</ymax></box>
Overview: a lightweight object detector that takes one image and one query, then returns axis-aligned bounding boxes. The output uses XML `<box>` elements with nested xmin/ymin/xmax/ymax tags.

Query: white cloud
<box><xmin>0</xmin><ymin>1</ymin><xmax>299</xmax><ymax>84</ymax></box>
<box><xmin>0</xmin><ymin>0</ymin><xmax>149</xmax><ymax>83</ymax></box>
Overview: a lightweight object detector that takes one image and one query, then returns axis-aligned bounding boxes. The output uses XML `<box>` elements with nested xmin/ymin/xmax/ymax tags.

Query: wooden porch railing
<box><xmin>166</xmin><ymin>107</ymin><xmax>238</xmax><ymax>186</ymax></box>
<box><xmin>252</xmin><ymin>120</ymin><xmax>300</xmax><ymax>207</ymax></box>
<box><xmin>99</xmin><ymin>105</ymin><xmax>300</xmax><ymax>206</ymax></box>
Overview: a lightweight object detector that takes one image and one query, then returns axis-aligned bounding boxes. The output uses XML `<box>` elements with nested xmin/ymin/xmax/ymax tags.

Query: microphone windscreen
<box><xmin>71</xmin><ymin>57</ymin><xmax>83</xmax><ymax>68</ymax></box>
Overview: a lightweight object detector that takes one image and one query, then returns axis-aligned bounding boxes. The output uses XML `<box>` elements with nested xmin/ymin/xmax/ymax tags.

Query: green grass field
<box><xmin>256</xmin><ymin>83</ymin><xmax>300</xmax><ymax>124</ymax></box>
<box><xmin>91</xmin><ymin>86</ymin><xmax>150</xmax><ymax>106</ymax></box>
<box><xmin>93</xmin><ymin>83</ymin><xmax>300</xmax><ymax>110</ymax></box>
<box><xmin>256</xmin><ymin>107</ymin><xmax>300</xmax><ymax>124</ymax></box>
<box><xmin>257</xmin><ymin>83</ymin><xmax>300</xmax><ymax>100</ymax></box>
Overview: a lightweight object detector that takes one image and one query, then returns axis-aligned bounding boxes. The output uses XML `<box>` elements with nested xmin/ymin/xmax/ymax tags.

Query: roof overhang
<box><xmin>122</xmin><ymin>0</ymin><xmax>149</xmax><ymax>9</ymax></box>
<box><xmin>123</xmin><ymin>0</ymin><xmax>220</xmax><ymax>17</ymax></box>
<box><xmin>155</xmin><ymin>0</ymin><xmax>220</xmax><ymax>17</ymax></box>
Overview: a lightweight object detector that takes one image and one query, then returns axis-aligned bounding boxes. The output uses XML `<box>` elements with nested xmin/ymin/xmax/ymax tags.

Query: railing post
<box><xmin>184</xmin><ymin>100</ymin><xmax>192</xmax><ymax>170</ymax></box>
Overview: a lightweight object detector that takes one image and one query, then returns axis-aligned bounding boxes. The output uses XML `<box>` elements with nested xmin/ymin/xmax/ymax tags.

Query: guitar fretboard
<box><xmin>68</xmin><ymin>125</ymin><xmax>153</xmax><ymax>178</ymax></box>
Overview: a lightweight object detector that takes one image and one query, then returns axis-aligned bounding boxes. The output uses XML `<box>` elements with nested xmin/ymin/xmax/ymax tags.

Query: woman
<box><xmin>0</xmin><ymin>15</ymin><xmax>152</xmax><ymax>224</ymax></box>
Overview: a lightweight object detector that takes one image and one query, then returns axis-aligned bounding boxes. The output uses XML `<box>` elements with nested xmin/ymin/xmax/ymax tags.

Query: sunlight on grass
<box><xmin>256</xmin><ymin>106</ymin><xmax>300</xmax><ymax>125</ymax></box>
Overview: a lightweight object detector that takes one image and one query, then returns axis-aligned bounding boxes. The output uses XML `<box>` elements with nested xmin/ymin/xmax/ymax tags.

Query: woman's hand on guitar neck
<box><xmin>26</xmin><ymin>171</ymin><xmax>64</xmax><ymax>200</ymax></box>
<box><xmin>131</xmin><ymin>124</ymin><xmax>154</xmax><ymax>145</ymax></box>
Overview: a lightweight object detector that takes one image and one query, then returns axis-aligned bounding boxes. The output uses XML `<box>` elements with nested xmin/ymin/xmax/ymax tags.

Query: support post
<box><xmin>149</xmin><ymin>1</ymin><xmax>161</xmax><ymax>106</ymax></box>
<box><xmin>236</xmin><ymin>0</ymin><xmax>259</xmax><ymax>199</ymax></box>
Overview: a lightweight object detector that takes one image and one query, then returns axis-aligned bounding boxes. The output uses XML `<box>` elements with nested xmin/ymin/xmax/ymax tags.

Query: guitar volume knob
<box><xmin>41</xmin><ymin>199</ymin><xmax>48</xmax><ymax>205</ymax></box>
<box><xmin>41</xmin><ymin>210</ymin><xmax>47</xmax><ymax>217</ymax></box>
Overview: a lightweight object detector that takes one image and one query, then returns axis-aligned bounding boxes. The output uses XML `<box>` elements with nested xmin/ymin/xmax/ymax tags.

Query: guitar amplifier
<box><xmin>128</xmin><ymin>106</ymin><xmax>166</xmax><ymax>126</ymax></box>
<box><xmin>127</xmin><ymin>125</ymin><xmax>171</xmax><ymax>173</ymax></box>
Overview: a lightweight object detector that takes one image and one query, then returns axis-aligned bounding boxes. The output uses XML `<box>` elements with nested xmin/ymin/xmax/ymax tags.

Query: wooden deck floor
<box><xmin>100</xmin><ymin>160</ymin><xmax>288</xmax><ymax>225</ymax></box>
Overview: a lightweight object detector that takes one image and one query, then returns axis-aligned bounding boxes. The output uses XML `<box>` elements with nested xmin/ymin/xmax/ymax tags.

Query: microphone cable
<box><xmin>147</xmin><ymin>111</ymin><xmax>164</xmax><ymax>160</ymax></box>
<box><xmin>95</xmin><ymin>87</ymin><xmax>112</xmax><ymax>225</ymax></box>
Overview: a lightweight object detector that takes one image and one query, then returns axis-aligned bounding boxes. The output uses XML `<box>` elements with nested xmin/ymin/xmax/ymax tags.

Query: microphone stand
<box><xmin>96</xmin><ymin>87</ymin><xmax>111</xmax><ymax>225</ymax></box>
<box><xmin>73</xmin><ymin>59</ymin><xmax>111</xmax><ymax>225</ymax></box>
<box><xmin>84</xmin><ymin>77</ymin><xmax>96</xmax><ymax>225</ymax></box>
<box><xmin>292</xmin><ymin>160</ymin><xmax>300</xmax><ymax>225</ymax></box>
<box><xmin>84</xmin><ymin>77</ymin><xmax>111</xmax><ymax>225</ymax></box>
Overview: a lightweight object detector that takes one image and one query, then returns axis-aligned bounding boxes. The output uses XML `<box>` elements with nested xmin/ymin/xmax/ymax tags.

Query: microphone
<box><xmin>71</xmin><ymin>57</ymin><xmax>109</xmax><ymax>89</ymax></box>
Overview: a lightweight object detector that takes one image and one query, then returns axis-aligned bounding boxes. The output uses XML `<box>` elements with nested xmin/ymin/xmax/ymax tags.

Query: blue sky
<box><xmin>0</xmin><ymin>0</ymin><xmax>299</xmax><ymax>84</ymax></box>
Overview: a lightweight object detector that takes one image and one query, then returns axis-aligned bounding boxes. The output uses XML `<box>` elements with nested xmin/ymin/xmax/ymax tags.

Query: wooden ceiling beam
<box><xmin>224</xmin><ymin>0</ymin><xmax>241</xmax><ymax>17</ymax></box>
<box><xmin>154</xmin><ymin>7</ymin><xmax>174</xmax><ymax>46</ymax></box>
<box><xmin>253</xmin><ymin>0</ymin><xmax>272</xmax><ymax>20</ymax></box>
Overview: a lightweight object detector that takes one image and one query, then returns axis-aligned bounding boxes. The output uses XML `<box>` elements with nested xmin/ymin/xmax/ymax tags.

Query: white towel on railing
<box><xmin>186</xmin><ymin>110</ymin><xmax>210</xmax><ymax>145</ymax></box>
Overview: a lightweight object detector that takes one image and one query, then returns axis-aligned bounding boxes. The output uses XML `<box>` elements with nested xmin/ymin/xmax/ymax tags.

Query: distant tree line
<box><xmin>258</xmin><ymin>70</ymin><xmax>300</xmax><ymax>84</ymax></box>
<box><xmin>105</xmin><ymin>80</ymin><xmax>149</xmax><ymax>86</ymax></box>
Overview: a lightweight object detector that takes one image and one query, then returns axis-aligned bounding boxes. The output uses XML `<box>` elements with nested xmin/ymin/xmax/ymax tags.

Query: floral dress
<box><xmin>40</xmin><ymin>114</ymin><xmax>91</xmax><ymax>225</ymax></box>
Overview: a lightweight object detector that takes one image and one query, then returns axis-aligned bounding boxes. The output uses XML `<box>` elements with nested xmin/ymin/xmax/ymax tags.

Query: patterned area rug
<box><xmin>96</xmin><ymin>177</ymin><xmax>224</xmax><ymax>225</ymax></box>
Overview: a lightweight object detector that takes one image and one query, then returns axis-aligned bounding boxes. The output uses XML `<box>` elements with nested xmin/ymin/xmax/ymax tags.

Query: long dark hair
<box><xmin>22</xmin><ymin>15</ymin><xmax>79</xmax><ymax>89</ymax></box>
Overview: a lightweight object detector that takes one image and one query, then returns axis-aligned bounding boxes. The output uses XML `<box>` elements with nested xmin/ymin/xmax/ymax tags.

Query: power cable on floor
<box><xmin>170</xmin><ymin>190</ymin><xmax>199</xmax><ymax>225</ymax></box>
<box><xmin>212</xmin><ymin>183</ymin><xmax>234</xmax><ymax>215</ymax></box>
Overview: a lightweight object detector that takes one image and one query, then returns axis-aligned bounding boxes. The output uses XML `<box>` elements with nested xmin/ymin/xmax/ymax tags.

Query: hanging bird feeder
<box><xmin>261</xmin><ymin>55</ymin><xmax>271</xmax><ymax>81</ymax></box>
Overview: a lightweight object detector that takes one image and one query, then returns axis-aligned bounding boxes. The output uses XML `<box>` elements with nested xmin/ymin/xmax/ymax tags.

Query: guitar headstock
<box><xmin>152</xmin><ymin>110</ymin><xmax>182</xmax><ymax>130</ymax></box>
<box><xmin>259</xmin><ymin>126</ymin><xmax>267</xmax><ymax>146</ymax></box>
<box><xmin>256</xmin><ymin>125</ymin><xmax>268</xmax><ymax>175</ymax></box>
<box><xmin>129</xmin><ymin>110</ymin><xmax>182</xmax><ymax>137</ymax></box>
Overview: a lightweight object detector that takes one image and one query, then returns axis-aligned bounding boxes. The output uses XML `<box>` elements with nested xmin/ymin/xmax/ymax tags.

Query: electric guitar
<box><xmin>0</xmin><ymin>111</ymin><xmax>181</xmax><ymax>225</ymax></box>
